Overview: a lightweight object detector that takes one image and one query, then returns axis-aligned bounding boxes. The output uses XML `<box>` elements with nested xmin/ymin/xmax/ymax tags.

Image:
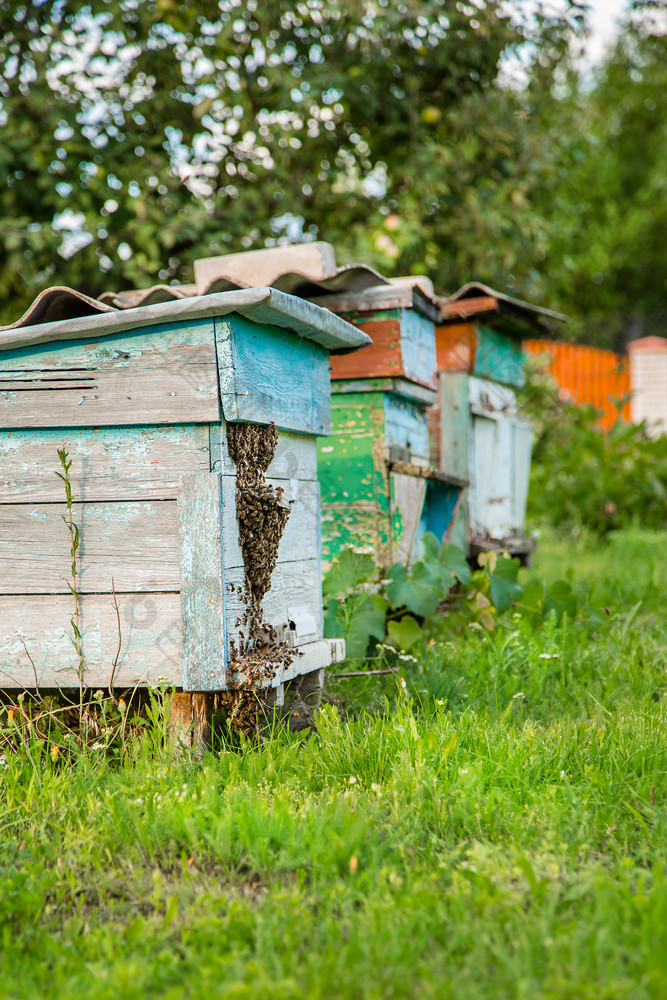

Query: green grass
<box><xmin>2</xmin><ymin>529</ymin><xmax>667</xmax><ymax>999</ymax></box>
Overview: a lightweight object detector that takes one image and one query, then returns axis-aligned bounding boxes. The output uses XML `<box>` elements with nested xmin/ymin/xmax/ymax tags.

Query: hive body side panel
<box><xmin>0</xmin><ymin>594</ymin><xmax>182</xmax><ymax>690</ymax></box>
<box><xmin>177</xmin><ymin>473</ymin><xmax>227</xmax><ymax>692</ymax></box>
<box><xmin>0</xmin><ymin>425</ymin><xmax>210</xmax><ymax>502</ymax></box>
<box><xmin>210</xmin><ymin>421</ymin><xmax>318</xmax><ymax>480</ymax></box>
<box><xmin>317</xmin><ymin>391</ymin><xmax>391</xmax><ymax>568</ymax></box>
<box><xmin>473</xmin><ymin>323</ymin><xmax>525</xmax><ymax>388</ymax></box>
<box><xmin>434</xmin><ymin>323</ymin><xmax>476</xmax><ymax>373</ymax></box>
<box><xmin>399</xmin><ymin>309</ymin><xmax>437</xmax><ymax>389</ymax></box>
<box><xmin>383</xmin><ymin>394</ymin><xmax>430</xmax><ymax>462</ymax></box>
<box><xmin>0</xmin><ymin>320</ymin><xmax>219</xmax><ymax>428</ymax></box>
<box><xmin>438</xmin><ymin>373</ymin><xmax>470</xmax><ymax>552</ymax></box>
<box><xmin>215</xmin><ymin>315</ymin><xmax>331</xmax><ymax>435</ymax></box>
<box><xmin>328</xmin><ymin>311</ymin><xmax>403</xmax><ymax>380</ymax></box>
<box><xmin>0</xmin><ymin>501</ymin><xmax>180</xmax><ymax>594</ymax></box>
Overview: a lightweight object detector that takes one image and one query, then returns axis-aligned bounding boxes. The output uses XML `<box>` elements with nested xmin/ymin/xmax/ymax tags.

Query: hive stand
<box><xmin>0</xmin><ymin>287</ymin><xmax>368</xmax><ymax>742</ymax></box>
<box><xmin>435</xmin><ymin>283</ymin><xmax>566</xmax><ymax>560</ymax></box>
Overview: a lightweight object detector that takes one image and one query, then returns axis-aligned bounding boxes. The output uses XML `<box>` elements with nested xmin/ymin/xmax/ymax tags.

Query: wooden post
<box><xmin>168</xmin><ymin>692</ymin><xmax>214</xmax><ymax>753</ymax></box>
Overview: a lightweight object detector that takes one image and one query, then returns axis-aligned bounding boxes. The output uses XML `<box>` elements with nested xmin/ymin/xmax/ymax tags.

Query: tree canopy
<box><xmin>0</xmin><ymin>0</ymin><xmax>664</xmax><ymax>347</ymax></box>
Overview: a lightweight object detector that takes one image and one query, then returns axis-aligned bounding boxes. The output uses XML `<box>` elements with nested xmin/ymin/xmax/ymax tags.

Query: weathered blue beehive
<box><xmin>435</xmin><ymin>282</ymin><xmax>566</xmax><ymax>559</ymax></box>
<box><xmin>0</xmin><ymin>286</ymin><xmax>368</xmax><ymax>699</ymax></box>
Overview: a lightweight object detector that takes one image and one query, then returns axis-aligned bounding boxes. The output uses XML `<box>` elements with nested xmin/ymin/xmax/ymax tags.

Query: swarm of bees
<box><xmin>221</xmin><ymin>421</ymin><xmax>297</xmax><ymax>738</ymax></box>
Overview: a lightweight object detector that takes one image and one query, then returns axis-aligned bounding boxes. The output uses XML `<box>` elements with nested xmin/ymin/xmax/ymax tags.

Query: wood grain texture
<box><xmin>215</xmin><ymin>315</ymin><xmax>331</xmax><ymax>435</ymax></box>
<box><xmin>438</xmin><ymin>372</ymin><xmax>470</xmax><ymax>553</ymax></box>
<box><xmin>329</xmin><ymin>313</ymin><xmax>404</xmax><ymax>380</ymax></box>
<box><xmin>177</xmin><ymin>473</ymin><xmax>226</xmax><ymax>692</ymax></box>
<box><xmin>0</xmin><ymin>500</ymin><xmax>180</xmax><ymax>594</ymax></box>
<box><xmin>0</xmin><ymin>320</ymin><xmax>219</xmax><ymax>429</ymax></box>
<box><xmin>391</xmin><ymin>472</ymin><xmax>427</xmax><ymax>566</ymax></box>
<box><xmin>474</xmin><ymin>323</ymin><xmax>525</xmax><ymax>388</ymax></box>
<box><xmin>434</xmin><ymin>322</ymin><xmax>477</xmax><ymax>373</ymax></box>
<box><xmin>383</xmin><ymin>393</ymin><xmax>430</xmax><ymax>462</ymax></box>
<box><xmin>0</xmin><ymin>593</ymin><xmax>182</xmax><ymax>689</ymax></box>
<box><xmin>220</xmin><ymin>475</ymin><xmax>320</xmax><ymax>570</ymax></box>
<box><xmin>210</xmin><ymin>422</ymin><xmax>318</xmax><ymax>480</ymax></box>
<box><xmin>0</xmin><ymin>425</ymin><xmax>210</xmax><ymax>503</ymax></box>
<box><xmin>329</xmin><ymin>309</ymin><xmax>436</xmax><ymax>388</ymax></box>
<box><xmin>398</xmin><ymin>309</ymin><xmax>437</xmax><ymax>388</ymax></box>
<box><xmin>224</xmin><ymin>557</ymin><xmax>323</xmax><ymax>654</ymax></box>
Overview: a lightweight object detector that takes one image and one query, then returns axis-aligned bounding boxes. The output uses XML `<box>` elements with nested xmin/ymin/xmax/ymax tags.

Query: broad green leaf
<box><xmin>322</xmin><ymin>549</ymin><xmax>377</xmax><ymax>598</ymax></box>
<box><xmin>439</xmin><ymin>543</ymin><xmax>472</xmax><ymax>586</ymax></box>
<box><xmin>386</xmin><ymin>562</ymin><xmax>439</xmax><ymax>617</ymax></box>
<box><xmin>487</xmin><ymin>556</ymin><xmax>523</xmax><ymax>614</ymax></box>
<box><xmin>387</xmin><ymin>615</ymin><xmax>422</xmax><ymax>651</ymax></box>
<box><xmin>324</xmin><ymin>594</ymin><xmax>387</xmax><ymax>660</ymax></box>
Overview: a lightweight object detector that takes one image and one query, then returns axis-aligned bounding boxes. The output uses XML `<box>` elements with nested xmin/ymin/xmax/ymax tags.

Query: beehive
<box><xmin>314</xmin><ymin>281</ymin><xmax>468</xmax><ymax>569</ymax></box>
<box><xmin>0</xmin><ymin>286</ymin><xmax>368</xmax><ymax>694</ymax></box>
<box><xmin>436</xmin><ymin>283</ymin><xmax>566</xmax><ymax>558</ymax></box>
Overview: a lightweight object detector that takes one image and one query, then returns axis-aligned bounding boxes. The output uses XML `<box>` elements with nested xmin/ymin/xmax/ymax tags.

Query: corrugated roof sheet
<box><xmin>0</xmin><ymin>287</ymin><xmax>371</xmax><ymax>355</ymax></box>
<box><xmin>440</xmin><ymin>281</ymin><xmax>568</xmax><ymax>333</ymax></box>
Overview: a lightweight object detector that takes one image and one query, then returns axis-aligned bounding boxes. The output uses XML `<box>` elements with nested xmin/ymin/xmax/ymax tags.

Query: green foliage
<box><xmin>323</xmin><ymin>533</ymin><xmax>597</xmax><ymax>659</ymax></box>
<box><xmin>1</xmin><ymin>530</ymin><xmax>667</xmax><ymax>998</ymax></box>
<box><xmin>523</xmin><ymin>365</ymin><xmax>667</xmax><ymax>535</ymax></box>
<box><xmin>0</xmin><ymin>0</ymin><xmax>588</xmax><ymax>329</ymax></box>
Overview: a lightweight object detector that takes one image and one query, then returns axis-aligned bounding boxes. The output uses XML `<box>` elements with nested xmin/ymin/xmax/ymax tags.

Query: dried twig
<box><xmin>329</xmin><ymin>667</ymin><xmax>399</xmax><ymax>679</ymax></box>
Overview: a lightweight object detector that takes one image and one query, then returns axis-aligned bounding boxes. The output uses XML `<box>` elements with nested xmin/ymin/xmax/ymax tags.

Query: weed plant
<box><xmin>1</xmin><ymin>529</ymin><xmax>666</xmax><ymax>998</ymax></box>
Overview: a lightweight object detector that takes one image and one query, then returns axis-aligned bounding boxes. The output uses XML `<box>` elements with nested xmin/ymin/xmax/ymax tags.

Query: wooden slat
<box><xmin>220</xmin><ymin>475</ymin><xmax>320</xmax><ymax>570</ymax></box>
<box><xmin>388</xmin><ymin>459</ymin><xmax>468</xmax><ymax>489</ymax></box>
<box><xmin>210</xmin><ymin>423</ymin><xmax>318</xmax><ymax>480</ymax></box>
<box><xmin>440</xmin><ymin>295</ymin><xmax>498</xmax><ymax>320</ymax></box>
<box><xmin>438</xmin><ymin>373</ymin><xmax>470</xmax><ymax>552</ymax></box>
<box><xmin>225</xmin><ymin>558</ymin><xmax>323</xmax><ymax>654</ymax></box>
<box><xmin>0</xmin><ymin>425</ymin><xmax>211</xmax><ymax>503</ymax></box>
<box><xmin>0</xmin><ymin>593</ymin><xmax>182</xmax><ymax>689</ymax></box>
<box><xmin>177</xmin><ymin>473</ymin><xmax>226</xmax><ymax>692</ymax></box>
<box><xmin>0</xmin><ymin>320</ymin><xmax>219</xmax><ymax>429</ymax></box>
<box><xmin>216</xmin><ymin>315</ymin><xmax>331</xmax><ymax>435</ymax></box>
<box><xmin>0</xmin><ymin>501</ymin><xmax>180</xmax><ymax>594</ymax></box>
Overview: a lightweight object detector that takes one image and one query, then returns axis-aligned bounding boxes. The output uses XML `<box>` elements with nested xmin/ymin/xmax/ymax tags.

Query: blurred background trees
<box><xmin>0</xmin><ymin>0</ymin><xmax>665</xmax><ymax>348</ymax></box>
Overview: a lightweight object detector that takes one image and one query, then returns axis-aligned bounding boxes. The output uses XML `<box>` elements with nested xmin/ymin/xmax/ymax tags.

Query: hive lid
<box><xmin>0</xmin><ymin>286</ymin><xmax>370</xmax><ymax>355</ymax></box>
<box><xmin>439</xmin><ymin>281</ymin><xmax>568</xmax><ymax>336</ymax></box>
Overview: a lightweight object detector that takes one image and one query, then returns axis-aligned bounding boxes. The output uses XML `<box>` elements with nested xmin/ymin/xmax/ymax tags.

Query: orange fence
<box><xmin>524</xmin><ymin>339</ymin><xmax>631</xmax><ymax>432</ymax></box>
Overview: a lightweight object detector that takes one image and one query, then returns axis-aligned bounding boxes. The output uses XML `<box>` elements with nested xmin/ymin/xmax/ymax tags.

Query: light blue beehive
<box><xmin>0</xmin><ymin>287</ymin><xmax>368</xmax><ymax>694</ymax></box>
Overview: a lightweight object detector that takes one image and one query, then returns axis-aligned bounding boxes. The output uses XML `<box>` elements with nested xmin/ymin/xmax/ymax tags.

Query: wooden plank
<box><xmin>0</xmin><ymin>501</ymin><xmax>180</xmax><ymax>594</ymax></box>
<box><xmin>0</xmin><ymin>320</ymin><xmax>219</xmax><ymax>429</ymax></box>
<box><xmin>434</xmin><ymin>322</ymin><xmax>477</xmax><ymax>373</ymax></box>
<box><xmin>0</xmin><ymin>593</ymin><xmax>182</xmax><ymax>689</ymax></box>
<box><xmin>177</xmin><ymin>473</ymin><xmax>227</xmax><ymax>692</ymax></box>
<box><xmin>388</xmin><ymin>460</ymin><xmax>468</xmax><ymax>489</ymax></box>
<box><xmin>210</xmin><ymin>422</ymin><xmax>318</xmax><ymax>480</ymax></box>
<box><xmin>220</xmin><ymin>476</ymin><xmax>320</xmax><ymax>570</ymax></box>
<box><xmin>225</xmin><ymin>558</ymin><xmax>323</xmax><ymax>654</ymax></box>
<box><xmin>0</xmin><ymin>425</ymin><xmax>211</xmax><ymax>503</ymax></box>
<box><xmin>391</xmin><ymin>472</ymin><xmax>427</xmax><ymax>566</ymax></box>
<box><xmin>440</xmin><ymin>295</ymin><xmax>498</xmax><ymax>320</ymax></box>
<box><xmin>438</xmin><ymin>373</ymin><xmax>470</xmax><ymax>553</ymax></box>
<box><xmin>383</xmin><ymin>393</ymin><xmax>430</xmax><ymax>462</ymax></box>
<box><xmin>474</xmin><ymin>323</ymin><xmax>525</xmax><ymax>388</ymax></box>
<box><xmin>329</xmin><ymin>313</ymin><xmax>404</xmax><ymax>381</ymax></box>
<box><xmin>265</xmin><ymin>639</ymin><xmax>345</xmax><ymax>688</ymax></box>
<box><xmin>215</xmin><ymin>315</ymin><xmax>331</xmax><ymax>435</ymax></box>
<box><xmin>399</xmin><ymin>309</ymin><xmax>437</xmax><ymax>388</ymax></box>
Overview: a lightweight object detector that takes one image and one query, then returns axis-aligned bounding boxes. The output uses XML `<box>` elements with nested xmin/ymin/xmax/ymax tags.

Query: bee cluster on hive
<box><xmin>220</xmin><ymin>421</ymin><xmax>297</xmax><ymax>736</ymax></box>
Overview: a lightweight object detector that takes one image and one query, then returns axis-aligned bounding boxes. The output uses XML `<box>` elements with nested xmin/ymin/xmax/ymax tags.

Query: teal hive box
<box><xmin>0</xmin><ymin>287</ymin><xmax>368</xmax><ymax>694</ymax></box>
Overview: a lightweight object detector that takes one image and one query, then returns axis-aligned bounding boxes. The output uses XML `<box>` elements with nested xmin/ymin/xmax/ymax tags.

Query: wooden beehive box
<box><xmin>313</xmin><ymin>282</ymin><xmax>467</xmax><ymax>569</ymax></box>
<box><xmin>0</xmin><ymin>287</ymin><xmax>368</xmax><ymax>693</ymax></box>
<box><xmin>436</xmin><ymin>283</ymin><xmax>566</xmax><ymax>558</ymax></box>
